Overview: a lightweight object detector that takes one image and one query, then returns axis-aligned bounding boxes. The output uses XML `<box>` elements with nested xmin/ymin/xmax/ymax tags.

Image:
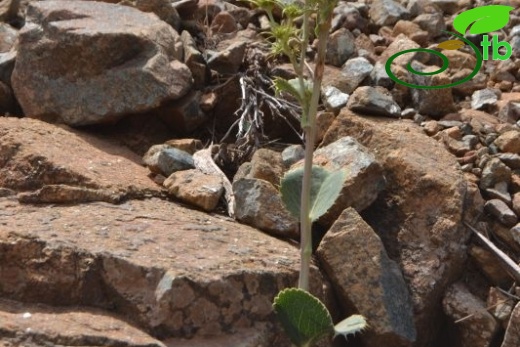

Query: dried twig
<box><xmin>465</xmin><ymin>222</ymin><xmax>520</xmax><ymax>283</ymax></box>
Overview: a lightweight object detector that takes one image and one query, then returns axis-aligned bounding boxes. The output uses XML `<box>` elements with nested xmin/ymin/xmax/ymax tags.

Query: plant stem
<box><xmin>298</xmin><ymin>2</ymin><xmax>334</xmax><ymax>292</ymax></box>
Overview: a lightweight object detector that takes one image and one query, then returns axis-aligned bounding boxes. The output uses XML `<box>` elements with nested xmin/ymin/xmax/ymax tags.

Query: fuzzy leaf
<box><xmin>453</xmin><ymin>5</ymin><xmax>513</xmax><ymax>35</ymax></box>
<box><xmin>333</xmin><ymin>315</ymin><xmax>367</xmax><ymax>340</ymax></box>
<box><xmin>273</xmin><ymin>288</ymin><xmax>334</xmax><ymax>347</ymax></box>
<box><xmin>280</xmin><ymin>166</ymin><xmax>346</xmax><ymax>222</ymax></box>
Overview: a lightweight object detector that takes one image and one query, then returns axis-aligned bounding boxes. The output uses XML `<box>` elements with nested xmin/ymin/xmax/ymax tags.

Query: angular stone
<box><xmin>502</xmin><ymin>302</ymin><xmax>520</xmax><ymax>347</ymax></box>
<box><xmin>339</xmin><ymin>57</ymin><xmax>374</xmax><ymax>93</ymax></box>
<box><xmin>325</xmin><ymin>28</ymin><xmax>356</xmax><ymax>67</ymax></box>
<box><xmin>281</xmin><ymin>144</ymin><xmax>304</xmax><ymax>168</ymax></box>
<box><xmin>497</xmin><ymin>153</ymin><xmax>520</xmax><ymax>170</ymax></box>
<box><xmin>322</xmin><ymin>109</ymin><xmax>472</xmax><ymax>346</ymax></box>
<box><xmin>210</xmin><ymin>11</ymin><xmax>237</xmax><ymax>34</ymax></box>
<box><xmin>443</xmin><ymin>283</ymin><xmax>499</xmax><ymax>347</ymax></box>
<box><xmin>487</xmin><ymin>287</ymin><xmax>514</xmax><ymax>327</ymax></box>
<box><xmin>498</xmin><ymin>101</ymin><xmax>520</xmax><ymax>124</ymax></box>
<box><xmin>413</xmin><ymin>12</ymin><xmax>445</xmax><ymax>38</ymax></box>
<box><xmin>0</xmin><ymin>22</ymin><xmax>17</xmax><ymax>53</ymax></box>
<box><xmin>0</xmin><ymin>298</ymin><xmax>164</xmax><ymax>347</ymax></box>
<box><xmin>484</xmin><ymin>199</ymin><xmax>517</xmax><ymax>227</ymax></box>
<box><xmin>480</xmin><ymin>158</ymin><xmax>511</xmax><ymax>190</ymax></box>
<box><xmin>304</xmin><ymin>136</ymin><xmax>385</xmax><ymax>226</ymax></box>
<box><xmin>0</xmin><ymin>197</ymin><xmax>328</xmax><ymax>341</ymax></box>
<box><xmin>207</xmin><ymin>41</ymin><xmax>246</xmax><ymax>75</ymax></box>
<box><xmin>164</xmin><ymin>138</ymin><xmax>203</xmax><ymax>155</ymax></box>
<box><xmin>106</xmin><ymin>0</ymin><xmax>181</xmax><ymax>31</ymax></box>
<box><xmin>322</xmin><ymin>85</ymin><xmax>349</xmax><ymax>113</ymax></box>
<box><xmin>0</xmin><ymin>117</ymin><xmax>161</xmax><ymax>203</ymax></box>
<box><xmin>248</xmin><ymin>148</ymin><xmax>284</xmax><ymax>188</ymax></box>
<box><xmin>392</xmin><ymin>20</ymin><xmax>428</xmax><ymax>45</ymax></box>
<box><xmin>347</xmin><ymin>86</ymin><xmax>401</xmax><ymax>118</ymax></box>
<box><xmin>380</xmin><ymin>34</ymin><xmax>421</xmax><ymax>68</ymax></box>
<box><xmin>317</xmin><ymin>208</ymin><xmax>416</xmax><ymax>347</ymax></box>
<box><xmin>180</xmin><ymin>30</ymin><xmax>210</xmax><ymax>90</ymax></box>
<box><xmin>469</xmin><ymin>245</ymin><xmax>513</xmax><ymax>287</ymax></box>
<box><xmin>143</xmin><ymin>144</ymin><xmax>194</xmax><ymax>177</ymax></box>
<box><xmin>369</xmin><ymin>0</ymin><xmax>409</xmax><ymax>26</ymax></box>
<box><xmin>472</xmin><ymin>89</ymin><xmax>499</xmax><ymax>110</ymax></box>
<box><xmin>158</xmin><ymin>90</ymin><xmax>207</xmax><ymax>134</ymax></box>
<box><xmin>232</xmin><ymin>178</ymin><xmax>298</xmax><ymax>239</ymax></box>
<box><xmin>495</xmin><ymin>130</ymin><xmax>520</xmax><ymax>154</ymax></box>
<box><xmin>12</xmin><ymin>1</ymin><xmax>192</xmax><ymax>126</ymax></box>
<box><xmin>164</xmin><ymin>169</ymin><xmax>223</xmax><ymax>211</ymax></box>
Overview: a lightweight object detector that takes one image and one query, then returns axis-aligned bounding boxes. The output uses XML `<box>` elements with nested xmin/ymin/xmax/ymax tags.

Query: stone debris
<box><xmin>1</xmin><ymin>0</ymin><xmax>520</xmax><ymax>345</ymax></box>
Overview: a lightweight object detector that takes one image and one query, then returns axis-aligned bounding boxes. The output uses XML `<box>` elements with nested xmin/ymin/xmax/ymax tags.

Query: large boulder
<box><xmin>322</xmin><ymin>109</ymin><xmax>475</xmax><ymax>347</ymax></box>
<box><xmin>11</xmin><ymin>1</ymin><xmax>192</xmax><ymax>125</ymax></box>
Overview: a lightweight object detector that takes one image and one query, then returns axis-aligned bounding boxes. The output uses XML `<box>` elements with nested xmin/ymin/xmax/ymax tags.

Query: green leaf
<box><xmin>333</xmin><ymin>314</ymin><xmax>367</xmax><ymax>340</ymax></box>
<box><xmin>273</xmin><ymin>288</ymin><xmax>334</xmax><ymax>347</ymax></box>
<box><xmin>280</xmin><ymin>166</ymin><xmax>346</xmax><ymax>222</ymax></box>
<box><xmin>452</xmin><ymin>5</ymin><xmax>513</xmax><ymax>35</ymax></box>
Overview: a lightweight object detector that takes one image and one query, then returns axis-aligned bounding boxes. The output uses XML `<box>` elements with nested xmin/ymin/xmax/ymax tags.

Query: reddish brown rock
<box><xmin>322</xmin><ymin>109</ymin><xmax>472</xmax><ymax>346</ymax></box>
<box><xmin>502</xmin><ymin>302</ymin><xmax>520</xmax><ymax>347</ymax></box>
<box><xmin>0</xmin><ymin>298</ymin><xmax>164</xmax><ymax>347</ymax></box>
<box><xmin>0</xmin><ymin>117</ymin><xmax>162</xmax><ymax>203</ymax></box>
<box><xmin>248</xmin><ymin>148</ymin><xmax>284</xmax><ymax>188</ymax></box>
<box><xmin>12</xmin><ymin>1</ymin><xmax>191</xmax><ymax>126</ymax></box>
<box><xmin>0</xmin><ymin>197</ymin><xmax>328</xmax><ymax>341</ymax></box>
<box><xmin>317</xmin><ymin>208</ymin><xmax>416</xmax><ymax>347</ymax></box>
<box><xmin>164</xmin><ymin>169</ymin><xmax>223</xmax><ymax>211</ymax></box>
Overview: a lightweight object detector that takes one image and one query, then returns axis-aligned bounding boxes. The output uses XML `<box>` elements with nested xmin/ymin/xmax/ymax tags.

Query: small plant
<box><xmin>247</xmin><ymin>0</ymin><xmax>367</xmax><ymax>345</ymax></box>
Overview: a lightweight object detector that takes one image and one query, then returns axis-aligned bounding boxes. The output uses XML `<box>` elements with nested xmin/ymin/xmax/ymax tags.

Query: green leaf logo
<box><xmin>280</xmin><ymin>166</ymin><xmax>346</xmax><ymax>222</ymax></box>
<box><xmin>453</xmin><ymin>5</ymin><xmax>514</xmax><ymax>35</ymax></box>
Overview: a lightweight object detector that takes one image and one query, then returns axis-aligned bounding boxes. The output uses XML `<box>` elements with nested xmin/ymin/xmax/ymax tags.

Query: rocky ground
<box><xmin>0</xmin><ymin>0</ymin><xmax>520</xmax><ymax>346</ymax></box>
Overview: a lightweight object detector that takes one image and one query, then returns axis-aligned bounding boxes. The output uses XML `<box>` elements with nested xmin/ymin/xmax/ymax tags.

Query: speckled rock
<box><xmin>11</xmin><ymin>1</ymin><xmax>191</xmax><ymax>126</ymax></box>
<box><xmin>248</xmin><ymin>148</ymin><xmax>284</xmax><ymax>188</ymax></box>
<box><xmin>143</xmin><ymin>144</ymin><xmax>195</xmax><ymax>177</ymax></box>
<box><xmin>443</xmin><ymin>283</ymin><xmax>499</xmax><ymax>347</ymax></box>
<box><xmin>317</xmin><ymin>208</ymin><xmax>416</xmax><ymax>347</ymax></box>
<box><xmin>347</xmin><ymin>86</ymin><xmax>401</xmax><ymax>118</ymax></box>
<box><xmin>501</xmin><ymin>302</ymin><xmax>520</xmax><ymax>347</ymax></box>
<box><xmin>164</xmin><ymin>169</ymin><xmax>223</xmax><ymax>211</ymax></box>
<box><xmin>232</xmin><ymin>178</ymin><xmax>298</xmax><ymax>239</ymax></box>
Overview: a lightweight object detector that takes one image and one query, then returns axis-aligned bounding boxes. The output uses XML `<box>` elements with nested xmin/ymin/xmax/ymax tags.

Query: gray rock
<box><xmin>484</xmin><ymin>181</ymin><xmax>511</xmax><ymax>205</ymax></box>
<box><xmin>12</xmin><ymin>1</ymin><xmax>192</xmax><ymax>126</ymax></box>
<box><xmin>443</xmin><ymin>283</ymin><xmax>499</xmax><ymax>347</ymax></box>
<box><xmin>410</xmin><ymin>62</ymin><xmax>456</xmax><ymax>118</ymax></box>
<box><xmin>339</xmin><ymin>57</ymin><xmax>374</xmax><ymax>94</ymax></box>
<box><xmin>317</xmin><ymin>208</ymin><xmax>416</xmax><ymax>347</ymax></box>
<box><xmin>347</xmin><ymin>86</ymin><xmax>401</xmax><ymax>118</ymax></box>
<box><xmin>480</xmin><ymin>158</ymin><xmax>511</xmax><ymax>190</ymax></box>
<box><xmin>0</xmin><ymin>23</ymin><xmax>17</xmax><ymax>53</ymax></box>
<box><xmin>413</xmin><ymin>12</ymin><xmax>445</xmax><ymax>38</ymax></box>
<box><xmin>281</xmin><ymin>145</ymin><xmax>305</xmax><ymax>168</ymax></box>
<box><xmin>322</xmin><ymin>86</ymin><xmax>349</xmax><ymax>113</ymax></box>
<box><xmin>181</xmin><ymin>30</ymin><xmax>210</xmax><ymax>90</ymax></box>
<box><xmin>497</xmin><ymin>152</ymin><xmax>520</xmax><ymax>169</ymax></box>
<box><xmin>502</xmin><ymin>302</ymin><xmax>520</xmax><ymax>347</ymax></box>
<box><xmin>509</xmin><ymin>224</ymin><xmax>520</xmax><ymax>246</ymax></box>
<box><xmin>498</xmin><ymin>101</ymin><xmax>520</xmax><ymax>124</ymax></box>
<box><xmin>158</xmin><ymin>90</ymin><xmax>207</xmax><ymax>134</ymax></box>
<box><xmin>484</xmin><ymin>199</ymin><xmax>517</xmax><ymax>227</ymax></box>
<box><xmin>512</xmin><ymin>36</ymin><xmax>520</xmax><ymax>59</ymax></box>
<box><xmin>207</xmin><ymin>41</ymin><xmax>246</xmax><ymax>75</ymax></box>
<box><xmin>369</xmin><ymin>0</ymin><xmax>409</xmax><ymax>26</ymax></box>
<box><xmin>232</xmin><ymin>178</ymin><xmax>298</xmax><ymax>239</ymax></box>
<box><xmin>164</xmin><ymin>169</ymin><xmax>223</xmax><ymax>211</ymax></box>
<box><xmin>325</xmin><ymin>28</ymin><xmax>356</xmax><ymax>67</ymax></box>
<box><xmin>471</xmin><ymin>89</ymin><xmax>499</xmax><ymax>110</ymax></box>
<box><xmin>143</xmin><ymin>144</ymin><xmax>195</xmax><ymax>177</ymax></box>
<box><xmin>511</xmin><ymin>25</ymin><xmax>520</xmax><ymax>38</ymax></box>
<box><xmin>311</xmin><ymin>136</ymin><xmax>386</xmax><ymax>226</ymax></box>
<box><xmin>0</xmin><ymin>50</ymin><xmax>15</xmax><ymax>86</ymax></box>
<box><xmin>370</xmin><ymin>62</ymin><xmax>394</xmax><ymax>89</ymax></box>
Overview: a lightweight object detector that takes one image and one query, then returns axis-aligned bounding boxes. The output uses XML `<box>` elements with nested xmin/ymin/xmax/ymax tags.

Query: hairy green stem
<box><xmin>298</xmin><ymin>2</ymin><xmax>334</xmax><ymax>291</ymax></box>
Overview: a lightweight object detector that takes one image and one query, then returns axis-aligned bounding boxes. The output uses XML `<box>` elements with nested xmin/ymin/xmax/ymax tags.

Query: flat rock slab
<box><xmin>0</xmin><ymin>117</ymin><xmax>162</xmax><ymax>203</ymax></box>
<box><xmin>0</xmin><ymin>197</ymin><xmax>322</xmax><ymax>341</ymax></box>
<box><xmin>0</xmin><ymin>298</ymin><xmax>164</xmax><ymax>347</ymax></box>
<box><xmin>11</xmin><ymin>0</ymin><xmax>192</xmax><ymax>125</ymax></box>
